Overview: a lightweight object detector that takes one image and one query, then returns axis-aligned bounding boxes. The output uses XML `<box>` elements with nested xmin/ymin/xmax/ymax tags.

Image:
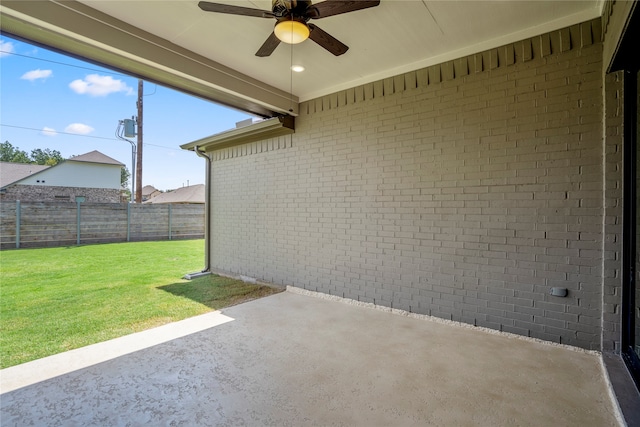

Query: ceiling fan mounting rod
<box><xmin>273</xmin><ymin>0</ymin><xmax>314</xmax><ymax>17</ymax></box>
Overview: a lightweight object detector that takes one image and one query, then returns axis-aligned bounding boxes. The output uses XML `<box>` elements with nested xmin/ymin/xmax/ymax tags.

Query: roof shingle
<box><xmin>69</xmin><ymin>150</ymin><xmax>123</xmax><ymax>166</ymax></box>
<box><xmin>143</xmin><ymin>184</ymin><xmax>204</xmax><ymax>204</ymax></box>
<box><xmin>0</xmin><ymin>162</ymin><xmax>49</xmax><ymax>188</ymax></box>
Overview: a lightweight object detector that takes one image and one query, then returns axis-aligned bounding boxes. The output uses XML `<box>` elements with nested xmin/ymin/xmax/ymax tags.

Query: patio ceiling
<box><xmin>0</xmin><ymin>0</ymin><xmax>603</xmax><ymax>117</ymax></box>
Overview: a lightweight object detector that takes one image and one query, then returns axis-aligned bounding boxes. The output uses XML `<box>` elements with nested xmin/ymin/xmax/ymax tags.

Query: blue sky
<box><xmin>0</xmin><ymin>36</ymin><xmax>255</xmax><ymax>191</ymax></box>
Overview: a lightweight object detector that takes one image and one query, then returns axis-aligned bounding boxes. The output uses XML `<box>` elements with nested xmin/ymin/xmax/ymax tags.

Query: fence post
<box><xmin>76</xmin><ymin>200</ymin><xmax>81</xmax><ymax>245</ymax></box>
<box><xmin>168</xmin><ymin>204</ymin><xmax>172</xmax><ymax>240</ymax></box>
<box><xmin>127</xmin><ymin>203</ymin><xmax>131</xmax><ymax>242</ymax></box>
<box><xmin>15</xmin><ymin>200</ymin><xmax>21</xmax><ymax>249</ymax></box>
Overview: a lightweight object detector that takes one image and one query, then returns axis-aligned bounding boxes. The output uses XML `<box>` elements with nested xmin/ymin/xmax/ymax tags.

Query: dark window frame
<box><xmin>622</xmin><ymin>67</ymin><xmax>640</xmax><ymax>391</ymax></box>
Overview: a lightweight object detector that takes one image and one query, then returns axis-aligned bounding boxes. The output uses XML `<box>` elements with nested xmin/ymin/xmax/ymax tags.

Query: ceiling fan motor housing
<box><xmin>272</xmin><ymin>0</ymin><xmax>313</xmax><ymax>18</ymax></box>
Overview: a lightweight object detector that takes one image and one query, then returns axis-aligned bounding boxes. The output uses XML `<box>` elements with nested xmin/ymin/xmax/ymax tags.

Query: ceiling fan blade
<box><xmin>307</xmin><ymin>0</ymin><xmax>380</xmax><ymax>19</ymax></box>
<box><xmin>308</xmin><ymin>24</ymin><xmax>348</xmax><ymax>56</ymax></box>
<box><xmin>255</xmin><ymin>32</ymin><xmax>281</xmax><ymax>57</ymax></box>
<box><xmin>198</xmin><ymin>1</ymin><xmax>273</xmax><ymax>18</ymax></box>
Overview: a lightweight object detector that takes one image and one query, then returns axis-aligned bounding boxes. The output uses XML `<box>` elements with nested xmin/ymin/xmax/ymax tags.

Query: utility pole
<box><xmin>136</xmin><ymin>79</ymin><xmax>143</xmax><ymax>203</ymax></box>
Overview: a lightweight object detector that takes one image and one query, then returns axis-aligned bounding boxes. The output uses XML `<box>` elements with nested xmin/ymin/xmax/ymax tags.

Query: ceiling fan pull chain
<box><xmin>289</xmin><ymin>41</ymin><xmax>294</xmax><ymax>112</ymax></box>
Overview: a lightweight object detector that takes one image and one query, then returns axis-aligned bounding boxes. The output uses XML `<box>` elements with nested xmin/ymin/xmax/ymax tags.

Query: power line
<box><xmin>1</xmin><ymin>124</ymin><xmax>118</xmax><ymax>141</ymax></box>
<box><xmin>0</xmin><ymin>123</ymin><xmax>187</xmax><ymax>152</ymax></box>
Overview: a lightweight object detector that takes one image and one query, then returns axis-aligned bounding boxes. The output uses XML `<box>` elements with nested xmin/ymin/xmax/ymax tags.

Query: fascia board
<box><xmin>181</xmin><ymin>116</ymin><xmax>294</xmax><ymax>153</ymax></box>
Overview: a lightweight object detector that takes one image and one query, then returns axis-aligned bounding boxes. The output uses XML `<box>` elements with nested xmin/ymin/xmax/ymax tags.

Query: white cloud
<box><xmin>41</xmin><ymin>127</ymin><xmax>57</xmax><ymax>137</ymax></box>
<box><xmin>21</xmin><ymin>69</ymin><xmax>53</xmax><ymax>82</ymax></box>
<box><xmin>65</xmin><ymin>123</ymin><xmax>95</xmax><ymax>135</ymax></box>
<box><xmin>69</xmin><ymin>74</ymin><xmax>133</xmax><ymax>97</ymax></box>
<box><xmin>0</xmin><ymin>40</ymin><xmax>14</xmax><ymax>57</ymax></box>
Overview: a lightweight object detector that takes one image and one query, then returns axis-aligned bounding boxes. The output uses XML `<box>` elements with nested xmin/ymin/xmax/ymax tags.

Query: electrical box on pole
<box><xmin>124</xmin><ymin>119</ymin><xmax>136</xmax><ymax>138</ymax></box>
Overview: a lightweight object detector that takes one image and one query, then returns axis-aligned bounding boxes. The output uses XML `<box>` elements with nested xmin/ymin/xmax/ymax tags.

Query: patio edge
<box><xmin>0</xmin><ymin>310</ymin><xmax>234</xmax><ymax>394</ymax></box>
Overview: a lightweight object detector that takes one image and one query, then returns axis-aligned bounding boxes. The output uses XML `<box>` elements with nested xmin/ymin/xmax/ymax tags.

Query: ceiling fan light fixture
<box><xmin>274</xmin><ymin>20</ymin><xmax>310</xmax><ymax>44</ymax></box>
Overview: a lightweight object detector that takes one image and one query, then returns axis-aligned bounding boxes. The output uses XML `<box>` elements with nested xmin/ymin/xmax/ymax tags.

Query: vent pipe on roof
<box><xmin>183</xmin><ymin>146</ymin><xmax>213</xmax><ymax>280</ymax></box>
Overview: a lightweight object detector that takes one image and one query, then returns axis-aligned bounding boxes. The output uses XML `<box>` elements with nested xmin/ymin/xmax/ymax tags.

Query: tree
<box><xmin>0</xmin><ymin>141</ymin><xmax>30</xmax><ymax>163</ymax></box>
<box><xmin>1</xmin><ymin>141</ymin><xmax>63</xmax><ymax>165</ymax></box>
<box><xmin>30</xmin><ymin>148</ymin><xmax>63</xmax><ymax>166</ymax></box>
<box><xmin>121</xmin><ymin>166</ymin><xmax>130</xmax><ymax>188</ymax></box>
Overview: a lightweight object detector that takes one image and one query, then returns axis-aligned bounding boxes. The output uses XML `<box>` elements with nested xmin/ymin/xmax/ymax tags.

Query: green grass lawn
<box><xmin>0</xmin><ymin>240</ymin><xmax>281</xmax><ymax>369</ymax></box>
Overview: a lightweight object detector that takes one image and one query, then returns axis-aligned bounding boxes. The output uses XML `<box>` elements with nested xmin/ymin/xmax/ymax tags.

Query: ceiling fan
<box><xmin>198</xmin><ymin>0</ymin><xmax>380</xmax><ymax>57</ymax></box>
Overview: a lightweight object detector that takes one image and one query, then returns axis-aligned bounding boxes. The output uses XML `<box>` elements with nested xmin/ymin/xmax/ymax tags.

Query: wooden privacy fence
<box><xmin>0</xmin><ymin>201</ymin><xmax>205</xmax><ymax>249</ymax></box>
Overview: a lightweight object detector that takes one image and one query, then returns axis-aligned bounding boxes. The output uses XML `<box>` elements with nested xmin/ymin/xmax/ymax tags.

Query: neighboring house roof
<box><xmin>68</xmin><ymin>150</ymin><xmax>124</xmax><ymax>166</ymax></box>
<box><xmin>144</xmin><ymin>184</ymin><xmax>205</xmax><ymax>204</ymax></box>
<box><xmin>142</xmin><ymin>185</ymin><xmax>160</xmax><ymax>197</ymax></box>
<box><xmin>0</xmin><ymin>162</ymin><xmax>50</xmax><ymax>188</ymax></box>
<box><xmin>142</xmin><ymin>185</ymin><xmax>162</xmax><ymax>202</ymax></box>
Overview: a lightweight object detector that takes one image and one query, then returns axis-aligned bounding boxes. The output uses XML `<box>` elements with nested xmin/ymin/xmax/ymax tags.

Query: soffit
<box><xmin>74</xmin><ymin>0</ymin><xmax>602</xmax><ymax>100</ymax></box>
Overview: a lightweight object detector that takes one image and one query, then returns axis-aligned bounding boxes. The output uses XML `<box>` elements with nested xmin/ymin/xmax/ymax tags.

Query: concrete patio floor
<box><xmin>1</xmin><ymin>288</ymin><xmax>622</xmax><ymax>426</ymax></box>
